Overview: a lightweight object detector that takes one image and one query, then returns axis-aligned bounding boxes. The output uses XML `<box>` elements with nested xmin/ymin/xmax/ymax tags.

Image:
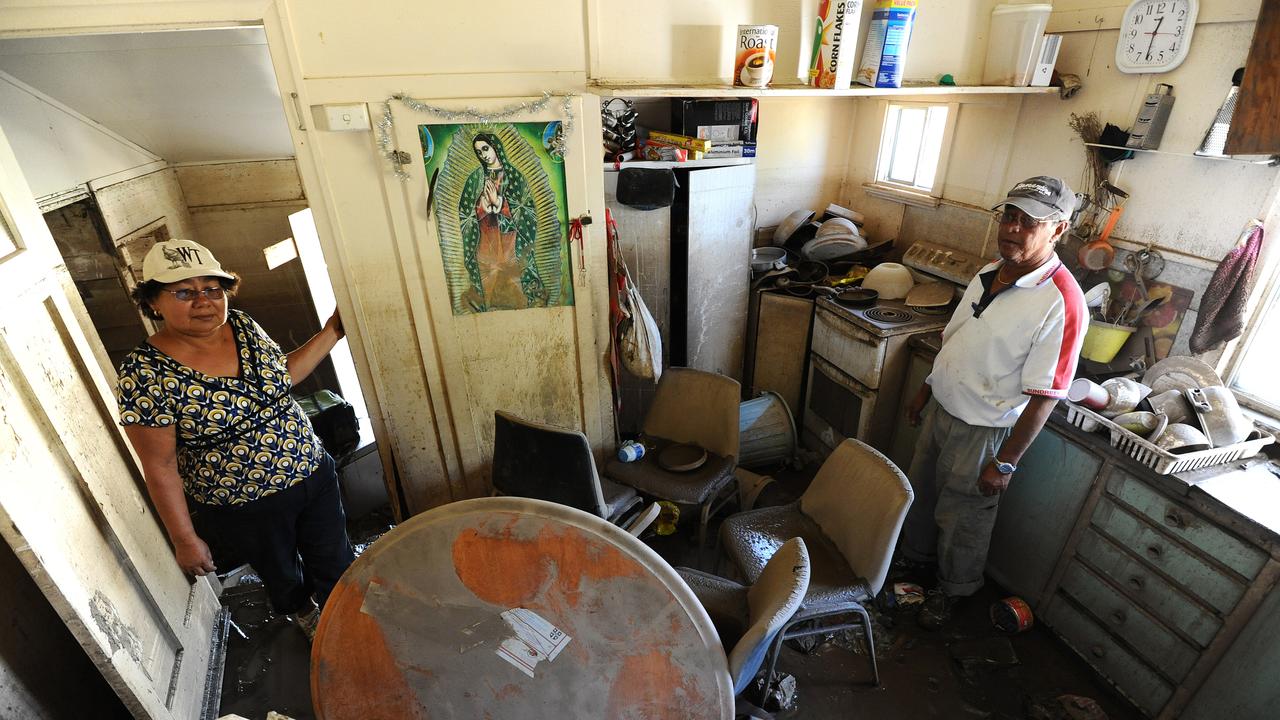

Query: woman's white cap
<box><xmin>141</xmin><ymin>239</ymin><xmax>235</xmax><ymax>284</ymax></box>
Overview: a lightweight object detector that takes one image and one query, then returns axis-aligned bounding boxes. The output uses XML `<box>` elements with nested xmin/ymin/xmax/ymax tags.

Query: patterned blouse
<box><xmin>115</xmin><ymin>310</ymin><xmax>323</xmax><ymax>506</ymax></box>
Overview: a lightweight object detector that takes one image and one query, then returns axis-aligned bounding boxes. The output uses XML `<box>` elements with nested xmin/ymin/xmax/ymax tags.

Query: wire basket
<box><xmin>1062</xmin><ymin>402</ymin><xmax>1273</xmax><ymax>475</ymax></box>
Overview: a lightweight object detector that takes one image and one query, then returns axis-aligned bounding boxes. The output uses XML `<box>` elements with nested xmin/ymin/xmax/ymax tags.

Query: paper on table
<box><xmin>495</xmin><ymin>608</ymin><xmax>572</xmax><ymax>678</ymax></box>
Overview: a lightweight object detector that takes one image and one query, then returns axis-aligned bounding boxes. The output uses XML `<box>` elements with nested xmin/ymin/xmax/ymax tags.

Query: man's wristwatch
<box><xmin>993</xmin><ymin>457</ymin><xmax>1017</xmax><ymax>474</ymax></box>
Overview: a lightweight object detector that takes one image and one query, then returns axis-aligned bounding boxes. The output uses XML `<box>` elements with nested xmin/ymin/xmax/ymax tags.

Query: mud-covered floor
<box><xmin>217</xmin><ymin>473</ymin><xmax>1141</xmax><ymax>720</ymax></box>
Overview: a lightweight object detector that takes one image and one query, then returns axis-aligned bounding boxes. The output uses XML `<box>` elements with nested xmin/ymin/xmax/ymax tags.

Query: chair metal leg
<box><xmin>697</xmin><ymin>476</ymin><xmax>740</xmax><ymax>553</ymax></box>
<box><xmin>758</xmin><ymin>620</ymin><xmax>794</xmax><ymax>705</ymax></box>
<box><xmin>849</xmin><ymin>602</ymin><xmax>880</xmax><ymax>686</ymax></box>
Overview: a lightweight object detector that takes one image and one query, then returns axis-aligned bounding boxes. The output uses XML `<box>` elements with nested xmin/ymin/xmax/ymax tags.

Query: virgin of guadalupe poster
<box><xmin>419</xmin><ymin>122</ymin><xmax>573</xmax><ymax>315</ymax></box>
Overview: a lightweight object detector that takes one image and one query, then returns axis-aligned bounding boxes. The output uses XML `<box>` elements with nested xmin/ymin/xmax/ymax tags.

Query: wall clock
<box><xmin>1116</xmin><ymin>0</ymin><xmax>1198</xmax><ymax>73</ymax></box>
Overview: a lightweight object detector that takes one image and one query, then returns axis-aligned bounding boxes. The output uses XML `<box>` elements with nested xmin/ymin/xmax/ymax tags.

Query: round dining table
<box><xmin>311</xmin><ymin>496</ymin><xmax>734</xmax><ymax>719</ymax></box>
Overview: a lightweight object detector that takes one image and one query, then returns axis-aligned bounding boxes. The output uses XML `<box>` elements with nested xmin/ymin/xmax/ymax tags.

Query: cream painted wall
<box><xmin>755</xmin><ymin>97</ymin><xmax>859</xmax><ymax>225</ymax></box>
<box><xmin>0</xmin><ymin>71</ymin><xmax>158</xmax><ymax>199</ymax></box>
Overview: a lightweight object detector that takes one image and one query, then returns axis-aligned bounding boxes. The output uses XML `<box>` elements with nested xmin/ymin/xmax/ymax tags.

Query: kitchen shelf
<box><xmin>1082</xmin><ymin>142</ymin><xmax>1279</xmax><ymax>165</ymax></box>
<box><xmin>603</xmin><ymin>158</ymin><xmax>755</xmax><ymax>171</ymax></box>
<box><xmin>591</xmin><ymin>81</ymin><xmax>1060</xmax><ymax>98</ymax></box>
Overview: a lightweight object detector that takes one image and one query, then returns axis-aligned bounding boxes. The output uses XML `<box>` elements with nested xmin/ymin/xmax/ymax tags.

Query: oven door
<box><xmin>811</xmin><ymin>305</ymin><xmax>887</xmax><ymax>389</ymax></box>
<box><xmin>803</xmin><ymin>353</ymin><xmax>877</xmax><ymax>453</ymax></box>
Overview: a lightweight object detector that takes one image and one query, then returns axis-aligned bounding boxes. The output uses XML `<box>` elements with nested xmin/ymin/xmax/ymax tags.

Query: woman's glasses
<box><xmin>164</xmin><ymin>287</ymin><xmax>226</xmax><ymax>302</ymax></box>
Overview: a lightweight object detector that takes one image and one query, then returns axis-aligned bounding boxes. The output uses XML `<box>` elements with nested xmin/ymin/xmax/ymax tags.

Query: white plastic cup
<box><xmin>1068</xmin><ymin>378</ymin><xmax>1109</xmax><ymax>410</ymax></box>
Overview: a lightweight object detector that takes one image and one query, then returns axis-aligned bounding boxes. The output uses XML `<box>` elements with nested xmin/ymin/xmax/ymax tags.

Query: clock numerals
<box><xmin>1117</xmin><ymin>0</ymin><xmax>1195</xmax><ymax>72</ymax></box>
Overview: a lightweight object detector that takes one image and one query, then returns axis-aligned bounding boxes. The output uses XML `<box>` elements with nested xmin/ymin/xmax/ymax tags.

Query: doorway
<box><xmin>0</xmin><ymin>24</ymin><xmax>380</xmax><ymax>720</ymax></box>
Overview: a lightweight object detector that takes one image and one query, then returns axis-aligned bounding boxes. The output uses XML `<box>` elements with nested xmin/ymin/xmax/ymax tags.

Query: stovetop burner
<box><xmin>863</xmin><ymin>306</ymin><xmax>914</xmax><ymax>324</ymax></box>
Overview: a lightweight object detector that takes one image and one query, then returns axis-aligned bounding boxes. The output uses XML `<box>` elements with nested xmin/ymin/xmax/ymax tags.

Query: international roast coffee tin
<box><xmin>735</xmin><ymin>25</ymin><xmax>779</xmax><ymax>87</ymax></box>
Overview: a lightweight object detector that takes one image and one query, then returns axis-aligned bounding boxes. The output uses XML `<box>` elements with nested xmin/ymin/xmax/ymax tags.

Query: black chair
<box><xmin>492</xmin><ymin>411</ymin><xmax>652</xmax><ymax>531</ymax></box>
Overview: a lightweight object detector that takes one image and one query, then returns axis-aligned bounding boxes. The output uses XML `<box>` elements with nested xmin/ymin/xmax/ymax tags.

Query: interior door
<box><xmin>0</xmin><ymin>126</ymin><xmax>221</xmax><ymax>719</ymax></box>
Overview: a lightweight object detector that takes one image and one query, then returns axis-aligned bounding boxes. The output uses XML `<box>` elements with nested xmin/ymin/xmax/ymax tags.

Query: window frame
<box><xmin>865</xmin><ymin>100</ymin><xmax>959</xmax><ymax>208</ymax></box>
<box><xmin>1221</xmin><ymin>228</ymin><xmax>1280</xmax><ymax>419</ymax></box>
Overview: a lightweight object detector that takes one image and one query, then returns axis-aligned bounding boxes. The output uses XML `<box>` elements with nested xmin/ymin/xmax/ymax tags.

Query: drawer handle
<box><xmin>1110</xmin><ymin>610</ymin><xmax>1127</xmax><ymax>625</ymax></box>
<box><xmin>1164</xmin><ymin>508</ymin><xmax>1187</xmax><ymax>529</ymax></box>
<box><xmin>1146</xmin><ymin>544</ymin><xmax>1163</xmax><ymax>560</ymax></box>
<box><xmin>1091</xmin><ymin>645</ymin><xmax>1107</xmax><ymax>658</ymax></box>
<box><xmin>1128</xmin><ymin>575</ymin><xmax>1146</xmax><ymax>591</ymax></box>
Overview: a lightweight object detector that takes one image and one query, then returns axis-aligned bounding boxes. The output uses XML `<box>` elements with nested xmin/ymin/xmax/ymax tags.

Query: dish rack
<box><xmin>1062</xmin><ymin>402</ymin><xmax>1274</xmax><ymax>475</ymax></box>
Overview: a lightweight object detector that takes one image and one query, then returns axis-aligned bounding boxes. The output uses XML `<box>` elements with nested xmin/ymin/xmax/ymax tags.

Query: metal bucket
<box><xmin>738</xmin><ymin>391</ymin><xmax>797</xmax><ymax>468</ymax></box>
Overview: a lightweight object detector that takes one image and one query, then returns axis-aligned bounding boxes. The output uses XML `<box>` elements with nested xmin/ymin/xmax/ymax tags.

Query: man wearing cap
<box><xmin>901</xmin><ymin>176</ymin><xmax>1086</xmax><ymax>629</ymax></box>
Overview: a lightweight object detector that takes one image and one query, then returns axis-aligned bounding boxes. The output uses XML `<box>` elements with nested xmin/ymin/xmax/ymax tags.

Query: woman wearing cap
<box><xmin>115</xmin><ymin>239</ymin><xmax>353</xmax><ymax>637</ymax></box>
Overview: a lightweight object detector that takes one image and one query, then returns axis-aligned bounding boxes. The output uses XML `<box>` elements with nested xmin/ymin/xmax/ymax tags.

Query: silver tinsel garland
<box><xmin>376</xmin><ymin>91</ymin><xmax>575</xmax><ymax>180</ymax></box>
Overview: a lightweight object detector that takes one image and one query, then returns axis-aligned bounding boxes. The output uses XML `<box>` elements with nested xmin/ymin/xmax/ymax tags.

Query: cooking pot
<box><xmin>1100</xmin><ymin>377</ymin><xmax>1144</xmax><ymax>417</ymax></box>
<box><xmin>750</xmin><ymin>247</ymin><xmax>787</xmax><ymax>273</ymax></box>
<box><xmin>1112</xmin><ymin>411</ymin><xmax>1167</xmax><ymax>439</ymax></box>
<box><xmin>773</xmin><ymin>209</ymin><xmax>815</xmax><ymax>246</ymax></box>
<box><xmin>835</xmin><ymin>288</ymin><xmax>878</xmax><ymax>308</ymax></box>
<box><xmin>1145</xmin><ymin>389</ymin><xmax>1193</xmax><ymax>425</ymax></box>
<box><xmin>1153</xmin><ymin>423</ymin><xmax>1212</xmax><ymax>454</ymax></box>
<box><xmin>861</xmin><ymin>263</ymin><xmax>914</xmax><ymax>300</ymax></box>
<box><xmin>1185</xmin><ymin>386</ymin><xmax>1252</xmax><ymax>447</ymax></box>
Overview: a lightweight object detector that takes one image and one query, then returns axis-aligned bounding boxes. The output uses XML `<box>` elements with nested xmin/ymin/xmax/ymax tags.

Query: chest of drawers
<box><xmin>1027</xmin><ymin>427</ymin><xmax>1280</xmax><ymax>719</ymax></box>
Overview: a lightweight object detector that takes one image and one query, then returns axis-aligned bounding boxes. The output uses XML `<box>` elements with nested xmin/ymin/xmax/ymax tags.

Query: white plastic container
<box><xmin>982</xmin><ymin>3</ymin><xmax>1053</xmax><ymax>86</ymax></box>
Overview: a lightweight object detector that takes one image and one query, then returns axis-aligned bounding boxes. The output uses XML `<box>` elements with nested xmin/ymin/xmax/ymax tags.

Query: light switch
<box><xmin>311</xmin><ymin>104</ymin><xmax>371</xmax><ymax>132</ymax></box>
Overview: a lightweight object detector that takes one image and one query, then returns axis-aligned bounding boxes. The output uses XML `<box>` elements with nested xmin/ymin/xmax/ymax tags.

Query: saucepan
<box><xmin>835</xmin><ymin>288</ymin><xmax>878</xmax><ymax>308</ymax></box>
<box><xmin>1185</xmin><ymin>386</ymin><xmax>1253</xmax><ymax>447</ymax></box>
<box><xmin>1153</xmin><ymin>423</ymin><xmax>1212</xmax><ymax>454</ymax></box>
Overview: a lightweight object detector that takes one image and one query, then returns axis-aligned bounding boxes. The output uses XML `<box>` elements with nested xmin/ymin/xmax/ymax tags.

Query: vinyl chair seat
<box><xmin>673</xmin><ymin>569</ymin><xmax>749</xmax><ymax>650</ymax></box>
<box><xmin>600</xmin><ymin>477</ymin><xmax>641</xmax><ymax>521</ymax></box>
<box><xmin>676</xmin><ymin>537</ymin><xmax>811</xmax><ymax>698</ymax></box>
<box><xmin>720</xmin><ymin>503</ymin><xmax>872</xmax><ymax>608</ymax></box>
<box><xmin>604</xmin><ymin>439</ymin><xmax>736</xmax><ymax>506</ymax></box>
<box><xmin>717</xmin><ymin>439</ymin><xmax>913</xmax><ymax>692</ymax></box>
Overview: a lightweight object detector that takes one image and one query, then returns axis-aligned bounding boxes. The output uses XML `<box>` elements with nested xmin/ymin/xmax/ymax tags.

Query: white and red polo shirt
<box><xmin>928</xmin><ymin>255</ymin><xmax>1086</xmax><ymax>428</ymax></box>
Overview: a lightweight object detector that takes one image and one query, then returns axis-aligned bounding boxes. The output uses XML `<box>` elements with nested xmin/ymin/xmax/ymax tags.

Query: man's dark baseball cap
<box><xmin>991</xmin><ymin>176</ymin><xmax>1076</xmax><ymax>220</ymax></box>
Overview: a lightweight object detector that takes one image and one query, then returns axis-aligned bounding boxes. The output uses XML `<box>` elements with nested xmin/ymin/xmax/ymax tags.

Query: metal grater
<box><xmin>1196</xmin><ymin>86</ymin><xmax>1240</xmax><ymax>157</ymax></box>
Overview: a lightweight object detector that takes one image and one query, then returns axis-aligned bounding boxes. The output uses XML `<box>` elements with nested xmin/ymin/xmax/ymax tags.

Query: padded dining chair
<box><xmin>676</xmin><ymin>537</ymin><xmax>811</xmax><ymax>700</ymax></box>
<box><xmin>719</xmin><ymin>438</ymin><xmax>913</xmax><ymax>690</ymax></box>
<box><xmin>604</xmin><ymin>367</ymin><xmax>741</xmax><ymax>549</ymax></box>
<box><xmin>492</xmin><ymin>411</ymin><xmax>651</xmax><ymax>533</ymax></box>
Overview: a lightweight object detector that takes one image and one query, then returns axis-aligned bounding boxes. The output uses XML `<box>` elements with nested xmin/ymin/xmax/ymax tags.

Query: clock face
<box><xmin>1116</xmin><ymin>0</ymin><xmax>1198</xmax><ymax>73</ymax></box>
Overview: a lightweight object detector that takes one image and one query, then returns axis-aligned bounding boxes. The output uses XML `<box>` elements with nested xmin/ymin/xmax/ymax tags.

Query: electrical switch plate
<box><xmin>311</xmin><ymin>104</ymin><xmax>370</xmax><ymax>132</ymax></box>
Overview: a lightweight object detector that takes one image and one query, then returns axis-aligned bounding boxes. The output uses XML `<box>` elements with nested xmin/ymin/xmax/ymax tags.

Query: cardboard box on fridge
<box><xmin>671</xmin><ymin>99</ymin><xmax>759</xmax><ymax>144</ymax></box>
<box><xmin>704</xmin><ymin>142</ymin><xmax>757</xmax><ymax>159</ymax></box>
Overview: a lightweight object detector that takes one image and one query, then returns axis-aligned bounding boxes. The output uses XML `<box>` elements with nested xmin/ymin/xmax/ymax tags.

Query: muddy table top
<box><xmin>311</xmin><ymin>497</ymin><xmax>734</xmax><ymax>719</ymax></box>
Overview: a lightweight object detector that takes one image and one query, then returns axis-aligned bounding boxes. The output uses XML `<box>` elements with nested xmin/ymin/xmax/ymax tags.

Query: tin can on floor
<box><xmin>991</xmin><ymin>595</ymin><xmax>1035</xmax><ymax>633</ymax></box>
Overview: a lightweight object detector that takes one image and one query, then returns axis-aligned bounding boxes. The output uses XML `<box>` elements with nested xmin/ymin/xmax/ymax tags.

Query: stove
<box><xmin>804</xmin><ymin>298</ymin><xmax>949</xmax><ymax>455</ymax></box>
<box><xmin>818</xmin><ymin>298</ymin><xmax>950</xmax><ymax>338</ymax></box>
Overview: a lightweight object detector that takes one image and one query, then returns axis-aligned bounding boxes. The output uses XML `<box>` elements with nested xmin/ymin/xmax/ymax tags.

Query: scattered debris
<box><xmin>949</xmin><ymin>637</ymin><xmax>1020</xmax><ymax>674</ymax></box>
<box><xmin>1025</xmin><ymin>693</ymin><xmax>1109</xmax><ymax>720</ymax></box>
<box><xmin>895</xmin><ymin>582</ymin><xmax>925</xmax><ymax>606</ymax></box>
<box><xmin>753</xmin><ymin>672</ymin><xmax>798</xmax><ymax>712</ymax></box>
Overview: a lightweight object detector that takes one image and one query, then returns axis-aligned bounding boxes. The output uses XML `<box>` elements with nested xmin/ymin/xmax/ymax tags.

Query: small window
<box><xmin>869</xmin><ymin>102</ymin><xmax>957</xmax><ymax>204</ymax></box>
<box><xmin>1229</xmin><ymin>279</ymin><xmax>1280</xmax><ymax>416</ymax></box>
